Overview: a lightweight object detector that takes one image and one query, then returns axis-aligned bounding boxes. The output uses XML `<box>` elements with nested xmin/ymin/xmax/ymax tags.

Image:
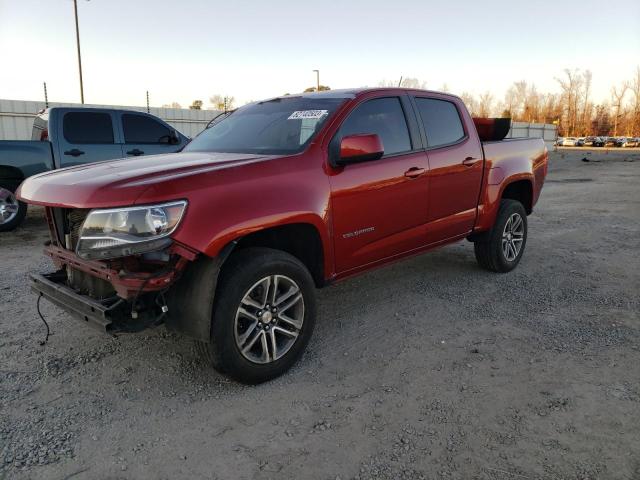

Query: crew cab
<box><xmin>0</xmin><ymin>107</ymin><xmax>188</xmax><ymax>231</ymax></box>
<box><xmin>18</xmin><ymin>88</ymin><xmax>547</xmax><ymax>384</ymax></box>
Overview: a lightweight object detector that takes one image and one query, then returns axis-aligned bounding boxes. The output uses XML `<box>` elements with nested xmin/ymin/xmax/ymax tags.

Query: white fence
<box><xmin>508</xmin><ymin>121</ymin><xmax>557</xmax><ymax>148</ymax></box>
<box><xmin>0</xmin><ymin>99</ymin><xmax>222</xmax><ymax>140</ymax></box>
<box><xmin>1</xmin><ymin>99</ymin><xmax>558</xmax><ymax>148</ymax></box>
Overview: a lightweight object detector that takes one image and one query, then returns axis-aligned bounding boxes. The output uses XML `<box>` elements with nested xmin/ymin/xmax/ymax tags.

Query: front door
<box><xmin>412</xmin><ymin>96</ymin><xmax>484</xmax><ymax>242</ymax></box>
<box><xmin>120</xmin><ymin>113</ymin><xmax>182</xmax><ymax>157</ymax></box>
<box><xmin>329</xmin><ymin>96</ymin><xmax>430</xmax><ymax>273</ymax></box>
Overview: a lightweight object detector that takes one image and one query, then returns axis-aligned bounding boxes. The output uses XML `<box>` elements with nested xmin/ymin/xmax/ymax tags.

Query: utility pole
<box><xmin>73</xmin><ymin>0</ymin><xmax>85</xmax><ymax>104</ymax></box>
<box><xmin>313</xmin><ymin>69</ymin><xmax>319</xmax><ymax>92</ymax></box>
<box><xmin>146</xmin><ymin>91</ymin><xmax>150</xmax><ymax>113</ymax></box>
<box><xmin>43</xmin><ymin>82</ymin><xmax>49</xmax><ymax>108</ymax></box>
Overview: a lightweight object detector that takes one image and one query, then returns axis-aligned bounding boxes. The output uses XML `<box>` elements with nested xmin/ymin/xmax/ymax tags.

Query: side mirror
<box><xmin>336</xmin><ymin>134</ymin><xmax>384</xmax><ymax>166</ymax></box>
<box><xmin>159</xmin><ymin>129</ymin><xmax>180</xmax><ymax>145</ymax></box>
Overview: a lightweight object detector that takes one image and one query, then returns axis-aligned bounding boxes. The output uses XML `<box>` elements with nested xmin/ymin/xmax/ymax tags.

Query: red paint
<box><xmin>339</xmin><ymin>134</ymin><xmax>384</xmax><ymax>161</ymax></box>
<box><xmin>18</xmin><ymin>88</ymin><xmax>547</xmax><ymax>289</ymax></box>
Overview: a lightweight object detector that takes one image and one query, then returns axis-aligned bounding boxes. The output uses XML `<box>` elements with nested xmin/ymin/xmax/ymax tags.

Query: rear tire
<box><xmin>197</xmin><ymin>247</ymin><xmax>317</xmax><ymax>384</ymax></box>
<box><xmin>0</xmin><ymin>184</ymin><xmax>27</xmax><ymax>232</ymax></box>
<box><xmin>474</xmin><ymin>199</ymin><xmax>527</xmax><ymax>273</ymax></box>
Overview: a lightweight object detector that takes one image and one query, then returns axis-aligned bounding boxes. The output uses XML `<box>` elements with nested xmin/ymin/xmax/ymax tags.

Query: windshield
<box><xmin>184</xmin><ymin>97</ymin><xmax>346</xmax><ymax>155</ymax></box>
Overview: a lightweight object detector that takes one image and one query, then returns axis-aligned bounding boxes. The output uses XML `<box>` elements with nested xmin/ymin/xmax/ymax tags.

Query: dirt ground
<box><xmin>1</xmin><ymin>148</ymin><xmax>639</xmax><ymax>480</ymax></box>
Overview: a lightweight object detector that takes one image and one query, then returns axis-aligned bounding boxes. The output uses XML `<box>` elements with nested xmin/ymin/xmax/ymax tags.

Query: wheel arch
<box><xmin>0</xmin><ymin>165</ymin><xmax>26</xmax><ymax>191</ymax></box>
<box><xmin>222</xmin><ymin>222</ymin><xmax>326</xmax><ymax>288</ymax></box>
<box><xmin>500</xmin><ymin>178</ymin><xmax>533</xmax><ymax>214</ymax></box>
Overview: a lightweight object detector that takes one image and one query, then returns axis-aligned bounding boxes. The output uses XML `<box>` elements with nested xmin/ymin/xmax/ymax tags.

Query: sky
<box><xmin>1</xmin><ymin>0</ymin><xmax>639</xmax><ymax>109</ymax></box>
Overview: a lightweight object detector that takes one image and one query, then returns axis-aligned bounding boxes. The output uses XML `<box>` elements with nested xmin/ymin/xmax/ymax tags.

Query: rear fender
<box><xmin>474</xmin><ymin>172</ymin><xmax>533</xmax><ymax>233</ymax></box>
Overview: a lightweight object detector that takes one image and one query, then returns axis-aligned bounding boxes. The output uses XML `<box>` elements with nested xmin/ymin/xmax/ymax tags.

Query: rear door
<box><xmin>329</xmin><ymin>95</ymin><xmax>430</xmax><ymax>273</ymax></box>
<box><xmin>411</xmin><ymin>95</ymin><xmax>484</xmax><ymax>241</ymax></box>
<box><xmin>57</xmin><ymin>111</ymin><xmax>124</xmax><ymax>168</ymax></box>
<box><xmin>120</xmin><ymin>113</ymin><xmax>181</xmax><ymax>157</ymax></box>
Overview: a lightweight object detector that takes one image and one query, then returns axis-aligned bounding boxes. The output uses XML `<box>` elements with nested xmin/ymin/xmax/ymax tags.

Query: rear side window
<box><xmin>63</xmin><ymin>112</ymin><xmax>114</xmax><ymax>144</ymax></box>
<box><xmin>123</xmin><ymin>114</ymin><xmax>172</xmax><ymax>144</ymax></box>
<box><xmin>414</xmin><ymin>98</ymin><xmax>465</xmax><ymax>148</ymax></box>
<box><xmin>340</xmin><ymin>97</ymin><xmax>411</xmax><ymax>156</ymax></box>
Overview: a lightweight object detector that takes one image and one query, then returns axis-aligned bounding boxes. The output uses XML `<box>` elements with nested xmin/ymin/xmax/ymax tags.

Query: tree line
<box><xmin>460</xmin><ymin>68</ymin><xmax>639</xmax><ymax>137</ymax></box>
<box><xmin>164</xmin><ymin>68</ymin><xmax>640</xmax><ymax>137</ymax></box>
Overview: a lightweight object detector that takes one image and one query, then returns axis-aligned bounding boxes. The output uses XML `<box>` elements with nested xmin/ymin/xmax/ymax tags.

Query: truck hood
<box><xmin>17</xmin><ymin>152</ymin><xmax>277</xmax><ymax>208</ymax></box>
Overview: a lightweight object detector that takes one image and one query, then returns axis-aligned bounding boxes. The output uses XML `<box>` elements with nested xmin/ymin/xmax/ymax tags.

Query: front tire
<box><xmin>197</xmin><ymin>247</ymin><xmax>317</xmax><ymax>384</ymax></box>
<box><xmin>474</xmin><ymin>199</ymin><xmax>527</xmax><ymax>273</ymax></box>
<box><xmin>0</xmin><ymin>184</ymin><xmax>27</xmax><ymax>232</ymax></box>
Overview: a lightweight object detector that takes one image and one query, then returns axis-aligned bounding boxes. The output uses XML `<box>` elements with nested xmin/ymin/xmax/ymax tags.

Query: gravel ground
<box><xmin>1</xmin><ymin>149</ymin><xmax>639</xmax><ymax>480</ymax></box>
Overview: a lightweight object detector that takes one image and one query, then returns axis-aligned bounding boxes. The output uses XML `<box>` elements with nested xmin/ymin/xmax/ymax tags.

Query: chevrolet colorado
<box><xmin>0</xmin><ymin>107</ymin><xmax>188</xmax><ymax>231</ymax></box>
<box><xmin>18</xmin><ymin>88</ymin><xmax>548</xmax><ymax>384</ymax></box>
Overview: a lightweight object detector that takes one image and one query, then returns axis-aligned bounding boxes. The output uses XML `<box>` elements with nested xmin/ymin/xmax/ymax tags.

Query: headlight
<box><xmin>76</xmin><ymin>201</ymin><xmax>187</xmax><ymax>260</ymax></box>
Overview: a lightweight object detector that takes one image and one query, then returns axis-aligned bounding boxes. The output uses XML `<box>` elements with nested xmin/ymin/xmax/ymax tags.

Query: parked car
<box><xmin>555</xmin><ymin>137</ymin><xmax>564</xmax><ymax>146</ymax></box>
<box><xmin>584</xmin><ymin>136</ymin><xmax>597</xmax><ymax>146</ymax></box>
<box><xmin>0</xmin><ymin>107</ymin><xmax>189</xmax><ymax>231</ymax></box>
<box><xmin>18</xmin><ymin>88</ymin><xmax>548</xmax><ymax>384</ymax></box>
<box><xmin>561</xmin><ymin>137</ymin><xmax>578</xmax><ymax>146</ymax></box>
<box><xmin>575</xmin><ymin>138</ymin><xmax>585</xmax><ymax>147</ymax></box>
<box><xmin>592</xmin><ymin>137</ymin><xmax>606</xmax><ymax>147</ymax></box>
<box><xmin>614</xmin><ymin>137</ymin><xmax>637</xmax><ymax>147</ymax></box>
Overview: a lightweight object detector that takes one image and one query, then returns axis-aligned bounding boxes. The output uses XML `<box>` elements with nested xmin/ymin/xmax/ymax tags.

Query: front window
<box><xmin>184</xmin><ymin>96</ymin><xmax>346</xmax><ymax>155</ymax></box>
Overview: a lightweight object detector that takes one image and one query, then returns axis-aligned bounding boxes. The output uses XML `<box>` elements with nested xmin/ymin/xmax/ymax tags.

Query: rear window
<box><xmin>63</xmin><ymin>112</ymin><xmax>114</xmax><ymax>144</ymax></box>
<box><xmin>414</xmin><ymin>98</ymin><xmax>465</xmax><ymax>148</ymax></box>
<box><xmin>123</xmin><ymin>114</ymin><xmax>172</xmax><ymax>144</ymax></box>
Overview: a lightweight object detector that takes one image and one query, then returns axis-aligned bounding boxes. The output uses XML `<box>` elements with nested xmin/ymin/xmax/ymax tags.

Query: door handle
<box><xmin>462</xmin><ymin>157</ymin><xmax>480</xmax><ymax>167</ymax></box>
<box><xmin>404</xmin><ymin>167</ymin><xmax>426</xmax><ymax>179</ymax></box>
<box><xmin>126</xmin><ymin>149</ymin><xmax>145</xmax><ymax>156</ymax></box>
<box><xmin>64</xmin><ymin>149</ymin><xmax>85</xmax><ymax>157</ymax></box>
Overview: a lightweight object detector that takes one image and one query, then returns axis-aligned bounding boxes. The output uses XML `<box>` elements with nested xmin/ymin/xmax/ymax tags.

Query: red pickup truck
<box><xmin>18</xmin><ymin>88</ymin><xmax>547</xmax><ymax>383</ymax></box>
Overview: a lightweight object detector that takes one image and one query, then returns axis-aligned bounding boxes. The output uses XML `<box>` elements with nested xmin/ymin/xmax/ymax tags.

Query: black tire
<box><xmin>197</xmin><ymin>247</ymin><xmax>317</xmax><ymax>384</ymax></box>
<box><xmin>0</xmin><ymin>184</ymin><xmax>27</xmax><ymax>232</ymax></box>
<box><xmin>474</xmin><ymin>199</ymin><xmax>527</xmax><ymax>273</ymax></box>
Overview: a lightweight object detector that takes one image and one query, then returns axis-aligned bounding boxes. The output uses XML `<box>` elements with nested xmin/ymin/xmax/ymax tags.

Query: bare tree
<box><xmin>189</xmin><ymin>100</ymin><xmax>203</xmax><ymax>110</ymax></box>
<box><xmin>630</xmin><ymin>67</ymin><xmax>640</xmax><ymax>136</ymax></box>
<box><xmin>610</xmin><ymin>83</ymin><xmax>629</xmax><ymax>136</ymax></box>
<box><xmin>209</xmin><ymin>94</ymin><xmax>235</xmax><ymax>112</ymax></box>
<box><xmin>162</xmin><ymin>101</ymin><xmax>182</xmax><ymax>109</ymax></box>
<box><xmin>580</xmin><ymin>70</ymin><xmax>592</xmax><ymax>135</ymax></box>
<box><xmin>303</xmin><ymin>85</ymin><xmax>330</xmax><ymax>92</ymax></box>
<box><xmin>555</xmin><ymin>69</ymin><xmax>584</xmax><ymax>136</ymax></box>
<box><xmin>377</xmin><ymin>77</ymin><xmax>427</xmax><ymax>89</ymax></box>
<box><xmin>460</xmin><ymin>92</ymin><xmax>478</xmax><ymax>115</ymax></box>
<box><xmin>478</xmin><ymin>92</ymin><xmax>494</xmax><ymax>117</ymax></box>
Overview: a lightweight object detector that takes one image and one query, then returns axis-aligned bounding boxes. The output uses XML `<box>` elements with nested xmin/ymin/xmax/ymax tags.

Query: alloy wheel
<box><xmin>0</xmin><ymin>188</ymin><xmax>19</xmax><ymax>225</ymax></box>
<box><xmin>234</xmin><ymin>274</ymin><xmax>304</xmax><ymax>364</ymax></box>
<box><xmin>501</xmin><ymin>213</ymin><xmax>524</xmax><ymax>261</ymax></box>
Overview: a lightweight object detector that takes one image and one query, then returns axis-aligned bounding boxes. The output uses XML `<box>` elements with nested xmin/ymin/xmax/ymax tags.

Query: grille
<box><xmin>68</xmin><ymin>209</ymin><xmax>89</xmax><ymax>250</ymax></box>
<box><xmin>49</xmin><ymin>208</ymin><xmax>89</xmax><ymax>250</ymax></box>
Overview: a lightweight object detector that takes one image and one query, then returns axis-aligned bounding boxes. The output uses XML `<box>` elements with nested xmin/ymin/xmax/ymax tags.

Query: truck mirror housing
<box><xmin>337</xmin><ymin>134</ymin><xmax>384</xmax><ymax>166</ymax></box>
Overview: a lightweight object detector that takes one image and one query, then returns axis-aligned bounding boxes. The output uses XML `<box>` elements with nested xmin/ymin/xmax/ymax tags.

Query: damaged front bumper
<box><xmin>31</xmin><ymin>271</ymin><xmax>152</xmax><ymax>334</ymax></box>
<box><xmin>33</xmin><ymin>244</ymin><xmax>223</xmax><ymax>341</ymax></box>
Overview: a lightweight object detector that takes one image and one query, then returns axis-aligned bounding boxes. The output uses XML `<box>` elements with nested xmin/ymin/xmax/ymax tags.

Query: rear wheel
<box><xmin>0</xmin><ymin>185</ymin><xmax>27</xmax><ymax>232</ymax></box>
<box><xmin>197</xmin><ymin>248</ymin><xmax>317</xmax><ymax>384</ymax></box>
<box><xmin>474</xmin><ymin>199</ymin><xmax>527</xmax><ymax>273</ymax></box>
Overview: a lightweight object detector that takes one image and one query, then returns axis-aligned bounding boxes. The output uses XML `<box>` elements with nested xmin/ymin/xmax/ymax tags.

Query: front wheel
<box><xmin>0</xmin><ymin>185</ymin><xmax>27</xmax><ymax>232</ymax></box>
<box><xmin>197</xmin><ymin>247</ymin><xmax>317</xmax><ymax>384</ymax></box>
<box><xmin>474</xmin><ymin>199</ymin><xmax>527</xmax><ymax>273</ymax></box>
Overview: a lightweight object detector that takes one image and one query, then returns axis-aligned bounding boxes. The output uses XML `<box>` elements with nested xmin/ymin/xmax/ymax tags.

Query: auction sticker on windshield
<box><xmin>288</xmin><ymin>110</ymin><xmax>328</xmax><ymax>120</ymax></box>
